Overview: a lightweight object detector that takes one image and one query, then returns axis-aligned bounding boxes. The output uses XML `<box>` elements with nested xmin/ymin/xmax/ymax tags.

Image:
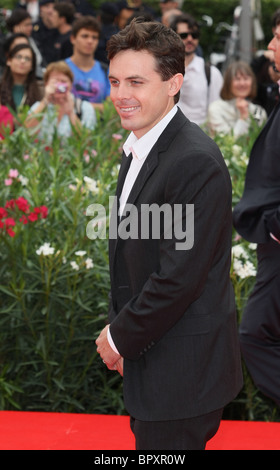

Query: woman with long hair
<box><xmin>0</xmin><ymin>43</ymin><xmax>42</xmax><ymax>111</ymax></box>
<box><xmin>208</xmin><ymin>60</ymin><xmax>267</xmax><ymax>137</ymax></box>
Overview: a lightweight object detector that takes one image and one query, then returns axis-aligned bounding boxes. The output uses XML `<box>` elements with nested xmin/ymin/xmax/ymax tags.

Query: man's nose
<box><xmin>268</xmin><ymin>37</ymin><xmax>276</xmax><ymax>51</ymax></box>
<box><xmin>116</xmin><ymin>83</ymin><xmax>131</xmax><ymax>100</ymax></box>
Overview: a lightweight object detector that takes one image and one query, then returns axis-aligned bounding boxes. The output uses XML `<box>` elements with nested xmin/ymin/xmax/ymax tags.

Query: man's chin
<box><xmin>185</xmin><ymin>50</ymin><xmax>196</xmax><ymax>57</ymax></box>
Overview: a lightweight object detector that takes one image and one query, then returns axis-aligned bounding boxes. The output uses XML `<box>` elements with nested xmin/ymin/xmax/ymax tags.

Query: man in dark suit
<box><xmin>233</xmin><ymin>19</ymin><xmax>280</xmax><ymax>409</ymax></box>
<box><xmin>96</xmin><ymin>18</ymin><xmax>243</xmax><ymax>450</ymax></box>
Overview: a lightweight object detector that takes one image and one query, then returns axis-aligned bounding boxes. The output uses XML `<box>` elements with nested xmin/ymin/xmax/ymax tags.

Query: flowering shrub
<box><xmin>0</xmin><ymin>196</ymin><xmax>48</xmax><ymax>237</ymax></box>
<box><xmin>0</xmin><ymin>101</ymin><xmax>126</xmax><ymax>414</ymax></box>
<box><xmin>0</xmin><ymin>103</ymin><xmax>278</xmax><ymax>421</ymax></box>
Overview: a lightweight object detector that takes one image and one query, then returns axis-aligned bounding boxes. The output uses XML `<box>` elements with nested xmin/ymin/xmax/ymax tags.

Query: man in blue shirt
<box><xmin>65</xmin><ymin>16</ymin><xmax>110</xmax><ymax>111</ymax></box>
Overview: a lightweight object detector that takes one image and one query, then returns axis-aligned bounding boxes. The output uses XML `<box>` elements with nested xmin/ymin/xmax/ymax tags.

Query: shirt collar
<box><xmin>123</xmin><ymin>105</ymin><xmax>178</xmax><ymax>160</ymax></box>
<box><xmin>186</xmin><ymin>54</ymin><xmax>201</xmax><ymax>71</ymax></box>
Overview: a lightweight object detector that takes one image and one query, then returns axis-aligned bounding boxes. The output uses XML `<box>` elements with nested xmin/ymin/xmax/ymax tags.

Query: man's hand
<box><xmin>115</xmin><ymin>357</ymin><xmax>124</xmax><ymax>377</ymax></box>
<box><xmin>96</xmin><ymin>325</ymin><xmax>122</xmax><ymax>373</ymax></box>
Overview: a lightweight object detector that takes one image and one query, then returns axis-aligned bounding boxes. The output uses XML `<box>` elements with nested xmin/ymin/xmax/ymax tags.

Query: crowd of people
<box><xmin>0</xmin><ymin>0</ymin><xmax>280</xmax><ymax>140</ymax></box>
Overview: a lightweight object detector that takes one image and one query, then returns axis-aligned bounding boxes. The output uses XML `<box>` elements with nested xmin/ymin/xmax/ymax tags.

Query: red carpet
<box><xmin>0</xmin><ymin>411</ymin><xmax>279</xmax><ymax>450</ymax></box>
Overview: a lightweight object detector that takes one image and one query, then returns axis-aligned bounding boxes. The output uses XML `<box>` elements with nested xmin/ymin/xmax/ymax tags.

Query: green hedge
<box><xmin>0</xmin><ymin>103</ymin><xmax>126</xmax><ymax>414</ymax></box>
<box><xmin>0</xmin><ymin>102</ymin><xmax>279</xmax><ymax>421</ymax></box>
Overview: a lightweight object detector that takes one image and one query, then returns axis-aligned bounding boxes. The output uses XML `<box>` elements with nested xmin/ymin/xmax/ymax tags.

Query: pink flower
<box><xmin>0</xmin><ymin>197</ymin><xmax>49</xmax><ymax>237</ymax></box>
<box><xmin>39</xmin><ymin>206</ymin><xmax>48</xmax><ymax>218</ymax></box>
<box><xmin>5</xmin><ymin>178</ymin><xmax>13</xmax><ymax>186</ymax></box>
<box><xmin>5</xmin><ymin>218</ymin><xmax>16</xmax><ymax>227</ymax></box>
<box><xmin>15</xmin><ymin>197</ymin><xmax>30</xmax><ymax>213</ymax></box>
<box><xmin>0</xmin><ymin>208</ymin><xmax>8</xmax><ymax>219</ymax></box>
<box><xmin>23</xmin><ymin>154</ymin><xmax>29</xmax><ymax>160</ymax></box>
<box><xmin>8</xmin><ymin>169</ymin><xmax>19</xmax><ymax>178</ymax></box>
<box><xmin>28</xmin><ymin>212</ymin><xmax>38</xmax><ymax>222</ymax></box>
<box><xmin>19</xmin><ymin>215</ymin><xmax>28</xmax><ymax>225</ymax></box>
<box><xmin>6</xmin><ymin>228</ymin><xmax>16</xmax><ymax>237</ymax></box>
<box><xmin>5</xmin><ymin>199</ymin><xmax>15</xmax><ymax>209</ymax></box>
<box><xmin>84</xmin><ymin>152</ymin><xmax>90</xmax><ymax>163</ymax></box>
<box><xmin>112</xmin><ymin>133</ymin><xmax>123</xmax><ymax>140</ymax></box>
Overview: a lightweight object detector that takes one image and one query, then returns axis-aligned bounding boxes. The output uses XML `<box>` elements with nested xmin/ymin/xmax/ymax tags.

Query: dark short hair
<box><xmin>54</xmin><ymin>2</ymin><xmax>75</xmax><ymax>25</ymax></box>
<box><xmin>3</xmin><ymin>32</ymin><xmax>29</xmax><ymax>55</ymax></box>
<box><xmin>170</xmin><ymin>13</ymin><xmax>200</xmax><ymax>35</ymax></box>
<box><xmin>107</xmin><ymin>18</ymin><xmax>185</xmax><ymax>103</ymax></box>
<box><xmin>272</xmin><ymin>8</ymin><xmax>280</xmax><ymax>28</ymax></box>
<box><xmin>6</xmin><ymin>9</ymin><xmax>31</xmax><ymax>32</ymax></box>
<box><xmin>220</xmin><ymin>61</ymin><xmax>257</xmax><ymax>101</ymax></box>
<box><xmin>71</xmin><ymin>15</ymin><xmax>101</xmax><ymax>37</ymax></box>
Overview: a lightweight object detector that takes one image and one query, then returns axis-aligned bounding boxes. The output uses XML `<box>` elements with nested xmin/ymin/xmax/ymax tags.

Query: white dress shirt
<box><xmin>108</xmin><ymin>105</ymin><xmax>178</xmax><ymax>354</ymax></box>
<box><xmin>119</xmin><ymin>105</ymin><xmax>178</xmax><ymax>215</ymax></box>
<box><xmin>178</xmin><ymin>55</ymin><xmax>223</xmax><ymax>126</ymax></box>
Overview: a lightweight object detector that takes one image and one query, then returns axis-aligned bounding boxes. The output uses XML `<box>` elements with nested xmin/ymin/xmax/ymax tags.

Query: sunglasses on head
<box><xmin>178</xmin><ymin>31</ymin><xmax>200</xmax><ymax>40</ymax></box>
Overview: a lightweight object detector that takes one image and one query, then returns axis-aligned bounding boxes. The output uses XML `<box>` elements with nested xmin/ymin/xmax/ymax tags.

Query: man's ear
<box><xmin>168</xmin><ymin>73</ymin><xmax>184</xmax><ymax>97</ymax></box>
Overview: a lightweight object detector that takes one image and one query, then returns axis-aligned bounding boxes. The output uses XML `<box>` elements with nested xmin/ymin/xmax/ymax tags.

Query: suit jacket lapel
<box><xmin>125</xmin><ymin>147</ymin><xmax>159</xmax><ymax>208</ymax></box>
<box><xmin>109</xmin><ymin>151</ymin><xmax>132</xmax><ymax>265</ymax></box>
<box><xmin>116</xmin><ymin>151</ymin><xmax>133</xmax><ymax>200</ymax></box>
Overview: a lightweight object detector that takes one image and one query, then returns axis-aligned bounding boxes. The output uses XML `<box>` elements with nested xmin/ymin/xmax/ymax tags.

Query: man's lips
<box><xmin>118</xmin><ymin>105</ymin><xmax>140</xmax><ymax>113</ymax></box>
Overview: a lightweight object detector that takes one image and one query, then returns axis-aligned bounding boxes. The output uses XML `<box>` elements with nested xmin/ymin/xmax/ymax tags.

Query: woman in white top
<box><xmin>26</xmin><ymin>61</ymin><xmax>96</xmax><ymax>140</ymax></box>
<box><xmin>208</xmin><ymin>61</ymin><xmax>267</xmax><ymax>137</ymax></box>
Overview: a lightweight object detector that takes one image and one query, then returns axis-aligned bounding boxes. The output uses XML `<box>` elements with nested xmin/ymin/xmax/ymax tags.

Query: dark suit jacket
<box><xmin>109</xmin><ymin>109</ymin><xmax>243</xmax><ymax>421</ymax></box>
<box><xmin>233</xmin><ymin>102</ymin><xmax>280</xmax><ymax>243</ymax></box>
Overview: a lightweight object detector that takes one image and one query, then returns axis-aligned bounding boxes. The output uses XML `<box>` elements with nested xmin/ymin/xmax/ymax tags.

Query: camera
<box><xmin>55</xmin><ymin>82</ymin><xmax>68</xmax><ymax>93</ymax></box>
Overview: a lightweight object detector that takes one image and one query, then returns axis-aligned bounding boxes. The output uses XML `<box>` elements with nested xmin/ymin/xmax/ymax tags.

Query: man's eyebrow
<box><xmin>108</xmin><ymin>74</ymin><xmax>147</xmax><ymax>80</ymax></box>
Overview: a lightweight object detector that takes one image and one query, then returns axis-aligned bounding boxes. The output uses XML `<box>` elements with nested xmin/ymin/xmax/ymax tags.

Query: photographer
<box><xmin>26</xmin><ymin>60</ymin><xmax>96</xmax><ymax>139</ymax></box>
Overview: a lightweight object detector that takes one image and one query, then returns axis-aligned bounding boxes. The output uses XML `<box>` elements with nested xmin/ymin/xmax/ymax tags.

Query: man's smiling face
<box><xmin>109</xmin><ymin>49</ymin><xmax>181</xmax><ymax>139</ymax></box>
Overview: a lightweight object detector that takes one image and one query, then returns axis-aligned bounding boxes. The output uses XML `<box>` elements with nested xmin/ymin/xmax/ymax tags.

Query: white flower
<box><xmin>85</xmin><ymin>257</ymin><xmax>94</xmax><ymax>269</ymax></box>
<box><xmin>233</xmin><ymin>258</ymin><xmax>257</xmax><ymax>279</ymax></box>
<box><xmin>36</xmin><ymin>242</ymin><xmax>55</xmax><ymax>256</ymax></box>
<box><xmin>232</xmin><ymin>244</ymin><xmax>249</xmax><ymax>260</ymax></box>
<box><xmin>74</xmin><ymin>250</ymin><xmax>87</xmax><ymax>257</ymax></box>
<box><xmin>84</xmin><ymin>176</ymin><xmax>99</xmax><ymax>194</ymax></box>
<box><xmin>70</xmin><ymin>261</ymin><xmax>79</xmax><ymax>271</ymax></box>
<box><xmin>232</xmin><ymin>243</ymin><xmax>256</xmax><ymax>278</ymax></box>
<box><xmin>18</xmin><ymin>174</ymin><xmax>29</xmax><ymax>186</ymax></box>
<box><xmin>248</xmin><ymin>243</ymin><xmax>257</xmax><ymax>250</ymax></box>
<box><xmin>232</xmin><ymin>145</ymin><xmax>242</xmax><ymax>157</ymax></box>
<box><xmin>240</xmin><ymin>152</ymin><xmax>249</xmax><ymax>165</ymax></box>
